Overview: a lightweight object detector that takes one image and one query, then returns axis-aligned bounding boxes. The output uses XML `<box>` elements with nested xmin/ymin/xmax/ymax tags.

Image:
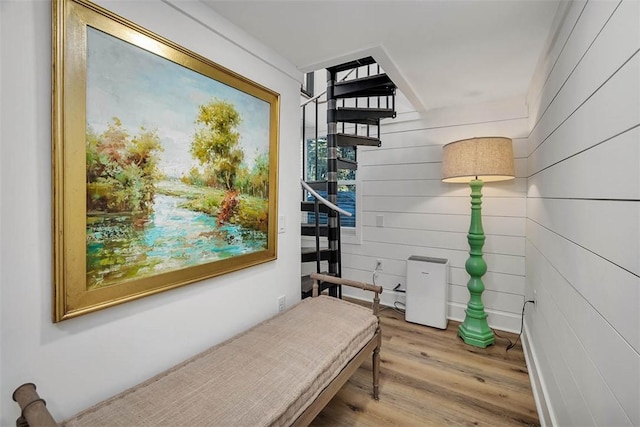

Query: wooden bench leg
<box><xmin>372</xmin><ymin>329</ymin><xmax>381</xmax><ymax>400</ymax></box>
<box><xmin>12</xmin><ymin>383</ymin><xmax>57</xmax><ymax>427</ymax></box>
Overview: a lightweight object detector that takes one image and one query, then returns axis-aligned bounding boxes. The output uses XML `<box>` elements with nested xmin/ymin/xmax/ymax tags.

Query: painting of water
<box><xmin>52</xmin><ymin>0</ymin><xmax>279</xmax><ymax>321</ymax></box>
<box><xmin>85</xmin><ymin>27</ymin><xmax>272</xmax><ymax>289</ymax></box>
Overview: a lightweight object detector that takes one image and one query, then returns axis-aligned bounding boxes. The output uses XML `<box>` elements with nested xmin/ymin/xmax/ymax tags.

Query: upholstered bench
<box><xmin>13</xmin><ymin>274</ymin><xmax>382</xmax><ymax>427</ymax></box>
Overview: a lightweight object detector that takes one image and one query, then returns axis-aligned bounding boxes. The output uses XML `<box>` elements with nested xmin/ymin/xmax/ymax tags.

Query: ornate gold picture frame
<box><xmin>52</xmin><ymin>0</ymin><xmax>279</xmax><ymax>322</ymax></box>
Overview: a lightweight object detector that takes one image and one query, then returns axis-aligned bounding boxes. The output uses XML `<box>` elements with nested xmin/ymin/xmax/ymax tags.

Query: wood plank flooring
<box><xmin>310</xmin><ymin>303</ymin><xmax>539</xmax><ymax>426</ymax></box>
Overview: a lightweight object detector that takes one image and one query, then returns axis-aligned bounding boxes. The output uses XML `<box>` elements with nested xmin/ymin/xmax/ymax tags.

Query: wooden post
<box><xmin>373</xmin><ymin>291</ymin><xmax>380</xmax><ymax>318</ymax></box>
<box><xmin>12</xmin><ymin>383</ymin><xmax>57</xmax><ymax>427</ymax></box>
<box><xmin>373</xmin><ymin>329</ymin><xmax>381</xmax><ymax>400</ymax></box>
<box><xmin>310</xmin><ymin>273</ymin><xmax>384</xmax><ymax>400</ymax></box>
<box><xmin>372</xmin><ymin>290</ymin><xmax>381</xmax><ymax>399</ymax></box>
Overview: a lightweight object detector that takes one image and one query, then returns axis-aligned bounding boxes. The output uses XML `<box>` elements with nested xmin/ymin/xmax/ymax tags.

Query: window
<box><xmin>305</xmin><ymin>137</ymin><xmax>358</xmax><ymax>230</ymax></box>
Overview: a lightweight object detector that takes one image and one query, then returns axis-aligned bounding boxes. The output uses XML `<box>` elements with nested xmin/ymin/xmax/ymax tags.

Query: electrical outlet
<box><xmin>278</xmin><ymin>295</ymin><xmax>286</xmax><ymax>313</ymax></box>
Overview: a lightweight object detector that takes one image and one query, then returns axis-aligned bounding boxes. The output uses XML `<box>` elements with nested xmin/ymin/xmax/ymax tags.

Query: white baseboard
<box><xmin>448</xmin><ymin>302</ymin><xmax>522</xmax><ymax>333</ymax></box>
<box><xmin>522</xmin><ymin>321</ymin><xmax>556</xmax><ymax>427</ymax></box>
<box><xmin>343</xmin><ymin>289</ymin><xmax>522</xmax><ymax>333</ymax></box>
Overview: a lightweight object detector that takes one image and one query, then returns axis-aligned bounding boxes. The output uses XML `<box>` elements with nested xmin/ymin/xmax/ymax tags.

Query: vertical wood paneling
<box><xmin>524</xmin><ymin>1</ymin><xmax>640</xmax><ymax>425</ymax></box>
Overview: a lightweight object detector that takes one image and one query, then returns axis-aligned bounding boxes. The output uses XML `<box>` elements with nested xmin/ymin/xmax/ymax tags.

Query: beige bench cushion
<box><xmin>62</xmin><ymin>296</ymin><xmax>378</xmax><ymax>427</ymax></box>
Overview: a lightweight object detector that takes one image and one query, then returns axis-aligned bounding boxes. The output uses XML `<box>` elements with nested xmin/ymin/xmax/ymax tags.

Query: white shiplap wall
<box><xmin>524</xmin><ymin>0</ymin><xmax>639</xmax><ymax>426</ymax></box>
<box><xmin>340</xmin><ymin>97</ymin><xmax>530</xmax><ymax>333</ymax></box>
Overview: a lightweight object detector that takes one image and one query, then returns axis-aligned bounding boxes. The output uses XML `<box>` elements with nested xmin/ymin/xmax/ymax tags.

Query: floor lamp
<box><xmin>441</xmin><ymin>137</ymin><xmax>515</xmax><ymax>348</ymax></box>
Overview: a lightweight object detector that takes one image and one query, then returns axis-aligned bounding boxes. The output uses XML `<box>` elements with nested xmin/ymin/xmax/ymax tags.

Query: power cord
<box><xmin>370</xmin><ymin>268</ymin><xmax>406</xmax><ymax>314</ymax></box>
<box><xmin>392</xmin><ymin>283</ymin><xmax>406</xmax><ymax>313</ymax></box>
<box><xmin>393</xmin><ymin>301</ymin><xmax>406</xmax><ymax>314</ymax></box>
<box><xmin>499</xmin><ymin>300</ymin><xmax>534</xmax><ymax>352</ymax></box>
<box><xmin>393</xmin><ymin>283</ymin><xmax>405</xmax><ymax>293</ymax></box>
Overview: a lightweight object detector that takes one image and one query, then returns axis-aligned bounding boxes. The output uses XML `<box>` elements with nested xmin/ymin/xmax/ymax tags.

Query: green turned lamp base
<box><xmin>459</xmin><ymin>179</ymin><xmax>495</xmax><ymax>349</ymax></box>
<box><xmin>458</xmin><ymin>316</ymin><xmax>495</xmax><ymax>348</ymax></box>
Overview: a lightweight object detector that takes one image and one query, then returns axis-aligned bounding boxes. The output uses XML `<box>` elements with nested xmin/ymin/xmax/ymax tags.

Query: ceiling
<box><xmin>203</xmin><ymin>0</ymin><xmax>562</xmax><ymax>112</ymax></box>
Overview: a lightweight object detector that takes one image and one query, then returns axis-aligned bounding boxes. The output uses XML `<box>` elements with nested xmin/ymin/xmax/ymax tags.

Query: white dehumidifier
<box><xmin>405</xmin><ymin>256</ymin><xmax>449</xmax><ymax>329</ymax></box>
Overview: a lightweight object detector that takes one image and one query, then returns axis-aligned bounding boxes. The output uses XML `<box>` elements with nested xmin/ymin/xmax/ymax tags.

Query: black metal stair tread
<box><xmin>333</xmin><ymin>74</ymin><xmax>396</xmax><ymax>99</ymax></box>
<box><xmin>335</xmin><ymin>86</ymin><xmax>395</xmax><ymax>99</ymax></box>
<box><xmin>301</xmin><ymin>247</ymin><xmax>331</xmax><ymax>263</ymax></box>
<box><xmin>334</xmin><ymin>73</ymin><xmax>393</xmax><ymax>87</ymax></box>
<box><xmin>327</xmin><ymin>56</ymin><xmax>376</xmax><ymax>73</ymax></box>
<box><xmin>337</xmin><ymin>133</ymin><xmax>381</xmax><ymax>147</ymax></box>
<box><xmin>302</xmin><ymin>180</ymin><xmax>327</xmax><ymax>191</ymax></box>
<box><xmin>301</xmin><ymin>247</ymin><xmax>329</xmax><ymax>254</ymax></box>
<box><xmin>341</xmin><ymin>117</ymin><xmax>378</xmax><ymax>126</ymax></box>
<box><xmin>301</xmin><ymin>223</ymin><xmax>328</xmax><ymax>236</ymax></box>
<box><xmin>335</xmin><ymin>107</ymin><xmax>395</xmax><ymax>125</ymax></box>
<box><xmin>300</xmin><ymin>201</ymin><xmax>331</xmax><ymax>213</ymax></box>
<box><xmin>337</xmin><ymin>158</ymin><xmax>357</xmax><ymax>170</ymax></box>
<box><xmin>338</xmin><ymin>107</ymin><xmax>395</xmax><ymax>114</ymax></box>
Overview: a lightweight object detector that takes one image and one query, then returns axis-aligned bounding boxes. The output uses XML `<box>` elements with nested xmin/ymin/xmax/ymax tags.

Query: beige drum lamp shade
<box><xmin>442</xmin><ymin>137</ymin><xmax>515</xmax><ymax>183</ymax></box>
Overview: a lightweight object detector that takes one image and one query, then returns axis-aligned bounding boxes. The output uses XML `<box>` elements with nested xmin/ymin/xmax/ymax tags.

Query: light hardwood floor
<box><xmin>311</xmin><ymin>302</ymin><xmax>539</xmax><ymax>426</ymax></box>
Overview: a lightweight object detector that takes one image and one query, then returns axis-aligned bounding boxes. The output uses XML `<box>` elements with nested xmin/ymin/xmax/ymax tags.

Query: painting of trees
<box><xmin>86</xmin><ymin>117</ymin><xmax>163</xmax><ymax>215</ymax></box>
<box><xmin>235</xmin><ymin>150</ymin><xmax>269</xmax><ymax>198</ymax></box>
<box><xmin>248</xmin><ymin>151</ymin><xmax>269</xmax><ymax>198</ymax></box>
<box><xmin>191</xmin><ymin>99</ymin><xmax>244</xmax><ymax>191</ymax></box>
<box><xmin>54</xmin><ymin>11</ymin><xmax>279</xmax><ymax>321</ymax></box>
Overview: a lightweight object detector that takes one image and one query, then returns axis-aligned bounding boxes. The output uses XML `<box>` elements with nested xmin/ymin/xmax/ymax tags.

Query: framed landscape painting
<box><xmin>52</xmin><ymin>0</ymin><xmax>279</xmax><ymax>322</ymax></box>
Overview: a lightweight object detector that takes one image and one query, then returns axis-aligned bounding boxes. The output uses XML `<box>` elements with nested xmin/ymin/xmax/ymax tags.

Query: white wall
<box><xmin>0</xmin><ymin>1</ymin><xmax>301</xmax><ymax>424</ymax></box>
<box><xmin>341</xmin><ymin>96</ymin><xmax>530</xmax><ymax>333</ymax></box>
<box><xmin>523</xmin><ymin>0</ymin><xmax>639</xmax><ymax>425</ymax></box>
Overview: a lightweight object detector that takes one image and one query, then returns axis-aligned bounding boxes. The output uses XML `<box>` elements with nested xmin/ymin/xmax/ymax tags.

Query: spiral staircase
<box><xmin>300</xmin><ymin>57</ymin><xmax>396</xmax><ymax>298</ymax></box>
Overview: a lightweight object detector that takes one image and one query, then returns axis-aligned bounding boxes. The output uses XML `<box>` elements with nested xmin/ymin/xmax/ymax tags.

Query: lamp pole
<box><xmin>458</xmin><ymin>179</ymin><xmax>495</xmax><ymax>348</ymax></box>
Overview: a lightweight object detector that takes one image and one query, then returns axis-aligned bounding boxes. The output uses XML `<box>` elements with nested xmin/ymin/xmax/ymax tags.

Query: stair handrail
<box><xmin>299</xmin><ymin>68</ymin><xmax>357</xmax><ymax>107</ymax></box>
<box><xmin>300</xmin><ymin>90</ymin><xmax>326</xmax><ymax>107</ymax></box>
<box><xmin>300</xmin><ymin>180</ymin><xmax>352</xmax><ymax>217</ymax></box>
